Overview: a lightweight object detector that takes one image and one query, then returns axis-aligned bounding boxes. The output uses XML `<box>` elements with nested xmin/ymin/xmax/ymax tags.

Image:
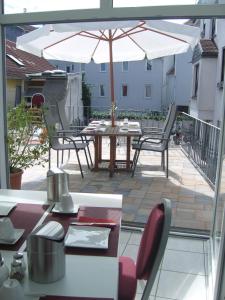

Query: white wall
<box><xmin>174</xmin><ymin>49</ymin><xmax>193</xmax><ymax>107</ymax></box>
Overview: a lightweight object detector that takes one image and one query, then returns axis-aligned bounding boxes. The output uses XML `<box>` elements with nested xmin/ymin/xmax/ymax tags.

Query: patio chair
<box><xmin>143</xmin><ymin>102</ymin><xmax>176</xmax><ymax>135</ymax></box>
<box><xmin>133</xmin><ymin>102</ymin><xmax>176</xmax><ymax>144</ymax></box>
<box><xmin>119</xmin><ymin>198</ymin><xmax>171</xmax><ymax>300</ymax></box>
<box><xmin>42</xmin><ymin>104</ymin><xmax>90</xmax><ymax>178</ymax></box>
<box><xmin>131</xmin><ymin>104</ymin><xmax>177</xmax><ymax>177</ymax></box>
<box><xmin>56</xmin><ymin>101</ymin><xmax>93</xmax><ymax>166</ymax></box>
<box><xmin>31</xmin><ymin>93</ymin><xmax>45</xmax><ymax>108</ymax></box>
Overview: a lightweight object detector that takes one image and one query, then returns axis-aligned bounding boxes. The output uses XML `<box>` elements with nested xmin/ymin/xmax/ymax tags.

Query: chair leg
<box><xmin>84</xmin><ymin>148</ymin><xmax>90</xmax><ymax>169</ymax></box>
<box><xmin>61</xmin><ymin>150</ymin><xmax>64</xmax><ymax>165</ymax></box>
<box><xmin>75</xmin><ymin>150</ymin><xmax>84</xmax><ymax>178</ymax></box>
<box><xmin>87</xmin><ymin>145</ymin><xmax>93</xmax><ymax>167</ymax></box>
<box><xmin>131</xmin><ymin>150</ymin><xmax>140</xmax><ymax>177</ymax></box>
<box><xmin>162</xmin><ymin>151</ymin><xmax>165</xmax><ymax>171</ymax></box>
<box><xmin>57</xmin><ymin>150</ymin><xmax>59</xmax><ymax>167</ymax></box>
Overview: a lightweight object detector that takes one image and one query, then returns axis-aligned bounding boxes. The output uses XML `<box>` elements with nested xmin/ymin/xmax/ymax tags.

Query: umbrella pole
<box><xmin>109</xmin><ymin>30</ymin><xmax>115</xmax><ymax>127</ymax></box>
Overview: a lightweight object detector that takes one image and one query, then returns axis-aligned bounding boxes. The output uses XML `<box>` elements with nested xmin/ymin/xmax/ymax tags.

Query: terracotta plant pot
<box><xmin>10</xmin><ymin>169</ymin><xmax>23</xmax><ymax>190</ymax></box>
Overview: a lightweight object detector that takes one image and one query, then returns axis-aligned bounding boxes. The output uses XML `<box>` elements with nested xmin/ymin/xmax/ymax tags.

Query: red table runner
<box><xmin>0</xmin><ymin>203</ymin><xmax>48</xmax><ymax>251</ymax></box>
<box><xmin>1</xmin><ymin>203</ymin><xmax>121</xmax><ymax>257</ymax></box>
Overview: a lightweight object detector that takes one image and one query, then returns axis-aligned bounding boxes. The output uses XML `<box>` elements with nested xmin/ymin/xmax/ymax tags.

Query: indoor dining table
<box><xmin>0</xmin><ymin>189</ymin><xmax>122</xmax><ymax>300</ymax></box>
<box><xmin>81</xmin><ymin>120</ymin><xmax>142</xmax><ymax>177</ymax></box>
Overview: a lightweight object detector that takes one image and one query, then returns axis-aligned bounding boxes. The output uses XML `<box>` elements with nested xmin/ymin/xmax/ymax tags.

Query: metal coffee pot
<box><xmin>27</xmin><ymin>221</ymin><xmax>65</xmax><ymax>283</ymax></box>
<box><xmin>47</xmin><ymin>168</ymin><xmax>69</xmax><ymax>203</ymax></box>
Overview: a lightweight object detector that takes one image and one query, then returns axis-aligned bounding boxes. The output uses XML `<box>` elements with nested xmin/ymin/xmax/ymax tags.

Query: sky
<box><xmin>4</xmin><ymin>0</ymin><xmax>197</xmax><ymax>14</ymax></box>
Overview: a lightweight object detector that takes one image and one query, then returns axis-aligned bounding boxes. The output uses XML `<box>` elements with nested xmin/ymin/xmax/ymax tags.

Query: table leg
<box><xmin>94</xmin><ymin>136</ymin><xmax>99</xmax><ymax>171</ymax></box>
<box><xmin>98</xmin><ymin>136</ymin><xmax>102</xmax><ymax>162</ymax></box>
<box><xmin>126</xmin><ymin>136</ymin><xmax>131</xmax><ymax>170</ymax></box>
<box><xmin>109</xmin><ymin>136</ymin><xmax>116</xmax><ymax>177</ymax></box>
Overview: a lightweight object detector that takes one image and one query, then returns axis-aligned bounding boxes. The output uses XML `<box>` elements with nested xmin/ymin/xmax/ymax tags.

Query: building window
<box><xmin>122</xmin><ymin>61</ymin><xmax>128</xmax><ymax>72</ymax></box>
<box><xmin>146</xmin><ymin>60</ymin><xmax>152</xmax><ymax>71</ymax></box>
<box><xmin>99</xmin><ymin>84</ymin><xmax>105</xmax><ymax>97</ymax></box>
<box><xmin>122</xmin><ymin>84</ymin><xmax>128</xmax><ymax>97</ymax></box>
<box><xmin>145</xmin><ymin>84</ymin><xmax>151</xmax><ymax>98</ymax></box>
<box><xmin>100</xmin><ymin>63</ymin><xmax>106</xmax><ymax>72</ymax></box>
<box><xmin>211</xmin><ymin>18</ymin><xmax>216</xmax><ymax>38</ymax></box>
<box><xmin>66</xmin><ymin>66</ymin><xmax>70</xmax><ymax>73</ymax></box>
<box><xmin>201</xmin><ymin>23</ymin><xmax>205</xmax><ymax>38</ymax></box>
<box><xmin>80</xmin><ymin>63</ymin><xmax>85</xmax><ymax>72</ymax></box>
<box><xmin>193</xmin><ymin>63</ymin><xmax>199</xmax><ymax>97</ymax></box>
<box><xmin>221</xmin><ymin>47</ymin><xmax>225</xmax><ymax>83</ymax></box>
<box><xmin>6</xmin><ymin>54</ymin><xmax>24</xmax><ymax>66</ymax></box>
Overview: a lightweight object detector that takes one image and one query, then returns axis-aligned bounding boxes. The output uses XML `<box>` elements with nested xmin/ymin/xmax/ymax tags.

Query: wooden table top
<box><xmin>81</xmin><ymin>121</ymin><xmax>142</xmax><ymax>137</ymax></box>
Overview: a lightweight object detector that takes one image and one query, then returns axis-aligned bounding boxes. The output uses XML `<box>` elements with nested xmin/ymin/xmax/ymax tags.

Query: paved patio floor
<box><xmin>21</xmin><ymin>139</ymin><xmax>214</xmax><ymax>232</ymax></box>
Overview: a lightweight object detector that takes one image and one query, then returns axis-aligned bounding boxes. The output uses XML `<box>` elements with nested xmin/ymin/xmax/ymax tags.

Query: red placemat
<box><xmin>0</xmin><ymin>203</ymin><xmax>49</xmax><ymax>251</ymax></box>
<box><xmin>45</xmin><ymin>206</ymin><xmax>121</xmax><ymax>257</ymax></box>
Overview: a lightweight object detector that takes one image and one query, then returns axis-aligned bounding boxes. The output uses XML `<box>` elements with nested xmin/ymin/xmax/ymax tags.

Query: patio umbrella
<box><xmin>17</xmin><ymin>20</ymin><xmax>200</xmax><ymax>126</ymax></box>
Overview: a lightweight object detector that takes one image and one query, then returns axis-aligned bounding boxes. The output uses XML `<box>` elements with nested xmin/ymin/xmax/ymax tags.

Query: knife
<box><xmin>70</xmin><ymin>222</ymin><xmax>117</xmax><ymax>226</ymax></box>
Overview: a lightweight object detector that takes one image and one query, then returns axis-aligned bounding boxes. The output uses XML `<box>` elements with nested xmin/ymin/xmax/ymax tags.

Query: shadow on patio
<box><xmin>21</xmin><ymin>142</ymin><xmax>214</xmax><ymax>233</ymax></box>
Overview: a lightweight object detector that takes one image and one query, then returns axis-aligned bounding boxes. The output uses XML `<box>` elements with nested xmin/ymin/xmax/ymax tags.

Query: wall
<box><xmin>174</xmin><ymin>49</ymin><xmax>193</xmax><ymax>108</ymax></box>
<box><xmin>6</xmin><ymin>79</ymin><xmax>23</xmax><ymax>108</ymax></box>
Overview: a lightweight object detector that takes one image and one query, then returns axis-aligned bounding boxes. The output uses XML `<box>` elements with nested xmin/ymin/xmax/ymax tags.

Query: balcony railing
<box><xmin>179</xmin><ymin>112</ymin><xmax>220</xmax><ymax>187</ymax></box>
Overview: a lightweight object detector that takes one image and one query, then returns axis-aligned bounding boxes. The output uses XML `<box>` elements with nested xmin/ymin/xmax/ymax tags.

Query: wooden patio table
<box><xmin>81</xmin><ymin>121</ymin><xmax>142</xmax><ymax>177</ymax></box>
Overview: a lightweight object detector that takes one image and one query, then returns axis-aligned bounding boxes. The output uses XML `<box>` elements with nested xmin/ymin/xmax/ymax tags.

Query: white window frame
<box><xmin>121</xmin><ymin>84</ymin><xmax>128</xmax><ymax>97</ymax></box>
<box><xmin>122</xmin><ymin>61</ymin><xmax>129</xmax><ymax>72</ymax></box>
<box><xmin>99</xmin><ymin>84</ymin><xmax>105</xmax><ymax>97</ymax></box>
<box><xmin>145</xmin><ymin>84</ymin><xmax>151</xmax><ymax>98</ymax></box>
<box><xmin>100</xmin><ymin>63</ymin><xmax>106</xmax><ymax>72</ymax></box>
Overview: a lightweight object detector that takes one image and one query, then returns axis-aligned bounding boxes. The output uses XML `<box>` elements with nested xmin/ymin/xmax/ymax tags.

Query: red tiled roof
<box><xmin>6</xmin><ymin>39</ymin><xmax>55</xmax><ymax>79</ymax></box>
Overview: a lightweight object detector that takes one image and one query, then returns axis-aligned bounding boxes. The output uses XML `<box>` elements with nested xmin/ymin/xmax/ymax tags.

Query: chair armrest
<box><xmin>139</xmin><ymin>136</ymin><xmax>169</xmax><ymax>147</ymax></box>
<box><xmin>142</xmin><ymin>127</ymin><xmax>163</xmax><ymax>132</ymax></box>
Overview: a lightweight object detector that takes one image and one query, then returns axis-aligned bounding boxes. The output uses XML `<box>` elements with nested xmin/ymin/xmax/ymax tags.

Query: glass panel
<box><xmin>113</xmin><ymin>0</ymin><xmax>198</xmax><ymax>7</ymax></box>
<box><xmin>4</xmin><ymin>0</ymin><xmax>100</xmax><ymax>14</ymax></box>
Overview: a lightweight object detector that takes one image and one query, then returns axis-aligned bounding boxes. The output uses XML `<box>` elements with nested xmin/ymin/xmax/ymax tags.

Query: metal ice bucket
<box><xmin>27</xmin><ymin>221</ymin><xmax>65</xmax><ymax>283</ymax></box>
<box><xmin>47</xmin><ymin>168</ymin><xmax>69</xmax><ymax>203</ymax></box>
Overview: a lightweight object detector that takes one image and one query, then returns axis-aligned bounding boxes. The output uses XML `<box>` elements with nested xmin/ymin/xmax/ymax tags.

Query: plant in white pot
<box><xmin>7</xmin><ymin>101</ymin><xmax>49</xmax><ymax>189</ymax></box>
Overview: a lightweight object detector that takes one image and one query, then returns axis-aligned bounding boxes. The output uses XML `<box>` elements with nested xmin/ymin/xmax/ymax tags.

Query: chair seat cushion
<box><xmin>119</xmin><ymin>256</ymin><xmax>137</xmax><ymax>300</ymax></box>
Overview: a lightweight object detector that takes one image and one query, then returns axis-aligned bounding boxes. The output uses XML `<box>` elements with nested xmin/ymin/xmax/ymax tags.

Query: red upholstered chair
<box><xmin>119</xmin><ymin>198</ymin><xmax>171</xmax><ymax>300</ymax></box>
<box><xmin>31</xmin><ymin>93</ymin><xmax>45</xmax><ymax>107</ymax></box>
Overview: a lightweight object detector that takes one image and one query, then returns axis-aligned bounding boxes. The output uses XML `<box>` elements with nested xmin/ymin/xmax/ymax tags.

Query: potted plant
<box><xmin>7</xmin><ymin>101</ymin><xmax>49</xmax><ymax>189</ymax></box>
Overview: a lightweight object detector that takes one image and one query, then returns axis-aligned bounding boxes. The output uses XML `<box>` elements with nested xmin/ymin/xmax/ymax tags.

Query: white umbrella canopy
<box><xmin>17</xmin><ymin>20</ymin><xmax>200</xmax><ymax>125</ymax></box>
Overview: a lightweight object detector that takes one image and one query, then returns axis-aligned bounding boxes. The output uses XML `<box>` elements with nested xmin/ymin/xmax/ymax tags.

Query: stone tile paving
<box><xmin>21</xmin><ymin>140</ymin><xmax>214</xmax><ymax>232</ymax></box>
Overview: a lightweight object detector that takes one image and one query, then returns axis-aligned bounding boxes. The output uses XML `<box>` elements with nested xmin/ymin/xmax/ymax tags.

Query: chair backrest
<box><xmin>56</xmin><ymin>101</ymin><xmax>70</xmax><ymax>131</ymax></box>
<box><xmin>162</xmin><ymin>102</ymin><xmax>175</xmax><ymax>132</ymax></box>
<box><xmin>31</xmin><ymin>93</ymin><xmax>45</xmax><ymax>107</ymax></box>
<box><xmin>42</xmin><ymin>78</ymin><xmax>68</xmax><ymax>127</ymax></box>
<box><xmin>42</xmin><ymin>104</ymin><xmax>61</xmax><ymax>149</ymax></box>
<box><xmin>161</xmin><ymin>103</ymin><xmax>177</xmax><ymax>148</ymax></box>
<box><xmin>136</xmin><ymin>198</ymin><xmax>171</xmax><ymax>300</ymax></box>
